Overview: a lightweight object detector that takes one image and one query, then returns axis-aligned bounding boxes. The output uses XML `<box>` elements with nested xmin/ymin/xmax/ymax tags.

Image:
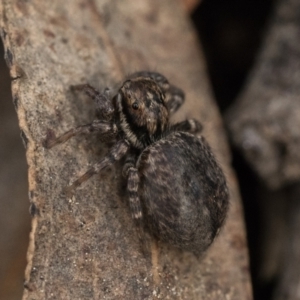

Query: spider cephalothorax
<box><xmin>116</xmin><ymin>77</ymin><xmax>169</xmax><ymax>149</ymax></box>
<box><xmin>44</xmin><ymin>71</ymin><xmax>229</xmax><ymax>255</ymax></box>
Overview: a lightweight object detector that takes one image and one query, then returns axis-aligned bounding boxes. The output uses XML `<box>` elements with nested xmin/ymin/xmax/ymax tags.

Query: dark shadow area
<box><xmin>192</xmin><ymin>0</ymin><xmax>274</xmax><ymax>111</ymax></box>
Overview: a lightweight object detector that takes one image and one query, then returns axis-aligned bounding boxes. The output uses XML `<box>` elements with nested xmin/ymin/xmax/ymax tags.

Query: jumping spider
<box><xmin>44</xmin><ymin>71</ymin><xmax>229</xmax><ymax>255</ymax></box>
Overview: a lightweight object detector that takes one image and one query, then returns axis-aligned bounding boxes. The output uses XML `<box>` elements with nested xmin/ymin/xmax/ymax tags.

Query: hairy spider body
<box><xmin>136</xmin><ymin>132</ymin><xmax>228</xmax><ymax>253</ymax></box>
<box><xmin>45</xmin><ymin>71</ymin><xmax>229</xmax><ymax>255</ymax></box>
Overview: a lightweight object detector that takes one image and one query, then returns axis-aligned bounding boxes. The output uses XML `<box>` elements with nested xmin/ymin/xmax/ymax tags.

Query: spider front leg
<box><xmin>65</xmin><ymin>139</ymin><xmax>130</xmax><ymax>196</ymax></box>
<box><xmin>126</xmin><ymin>167</ymin><xmax>146</xmax><ymax>245</ymax></box>
<box><xmin>127</xmin><ymin>168</ymin><xmax>143</xmax><ymax>224</ymax></box>
<box><xmin>122</xmin><ymin>154</ymin><xmax>145</xmax><ymax>239</ymax></box>
<box><xmin>71</xmin><ymin>84</ymin><xmax>114</xmax><ymax>120</ymax></box>
<box><xmin>43</xmin><ymin>120</ymin><xmax>117</xmax><ymax>149</ymax></box>
<box><xmin>122</xmin><ymin>151</ymin><xmax>138</xmax><ymax>177</ymax></box>
<box><xmin>164</xmin><ymin>84</ymin><xmax>185</xmax><ymax>115</ymax></box>
<box><xmin>171</xmin><ymin>119</ymin><xmax>203</xmax><ymax>134</ymax></box>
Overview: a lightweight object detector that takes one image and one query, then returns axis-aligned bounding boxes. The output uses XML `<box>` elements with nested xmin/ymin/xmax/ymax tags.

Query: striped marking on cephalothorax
<box><xmin>116</xmin><ymin>93</ymin><xmax>143</xmax><ymax>149</ymax></box>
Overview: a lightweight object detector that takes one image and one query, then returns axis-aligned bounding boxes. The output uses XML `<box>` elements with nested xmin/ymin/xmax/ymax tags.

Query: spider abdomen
<box><xmin>137</xmin><ymin>132</ymin><xmax>229</xmax><ymax>254</ymax></box>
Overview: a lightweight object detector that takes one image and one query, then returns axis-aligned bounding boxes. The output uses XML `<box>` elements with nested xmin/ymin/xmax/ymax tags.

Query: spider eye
<box><xmin>132</xmin><ymin>102</ymin><xmax>139</xmax><ymax>110</ymax></box>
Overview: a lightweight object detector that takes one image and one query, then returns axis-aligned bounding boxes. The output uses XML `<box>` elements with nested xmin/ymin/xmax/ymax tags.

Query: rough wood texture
<box><xmin>226</xmin><ymin>0</ymin><xmax>300</xmax><ymax>189</ymax></box>
<box><xmin>0</xmin><ymin>0</ymin><xmax>252</xmax><ymax>299</ymax></box>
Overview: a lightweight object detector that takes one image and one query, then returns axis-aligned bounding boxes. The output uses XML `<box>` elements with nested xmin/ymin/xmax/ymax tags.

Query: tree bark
<box><xmin>0</xmin><ymin>0</ymin><xmax>252</xmax><ymax>299</ymax></box>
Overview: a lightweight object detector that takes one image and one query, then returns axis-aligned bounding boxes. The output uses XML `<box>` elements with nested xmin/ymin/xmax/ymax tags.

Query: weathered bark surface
<box><xmin>0</xmin><ymin>0</ymin><xmax>252</xmax><ymax>299</ymax></box>
<box><xmin>226</xmin><ymin>0</ymin><xmax>300</xmax><ymax>189</ymax></box>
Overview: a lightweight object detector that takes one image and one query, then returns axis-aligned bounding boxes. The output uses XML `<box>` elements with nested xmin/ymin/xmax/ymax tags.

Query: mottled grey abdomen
<box><xmin>137</xmin><ymin>132</ymin><xmax>229</xmax><ymax>255</ymax></box>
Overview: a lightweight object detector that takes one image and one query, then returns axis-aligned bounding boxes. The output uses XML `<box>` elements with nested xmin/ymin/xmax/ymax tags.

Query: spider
<box><xmin>44</xmin><ymin>71</ymin><xmax>229</xmax><ymax>255</ymax></box>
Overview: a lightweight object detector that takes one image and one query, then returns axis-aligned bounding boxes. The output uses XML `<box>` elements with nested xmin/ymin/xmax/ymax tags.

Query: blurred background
<box><xmin>1</xmin><ymin>0</ymin><xmax>295</xmax><ymax>299</ymax></box>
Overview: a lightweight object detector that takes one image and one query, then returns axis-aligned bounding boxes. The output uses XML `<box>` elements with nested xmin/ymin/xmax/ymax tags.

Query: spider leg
<box><xmin>120</xmin><ymin>153</ymin><xmax>149</xmax><ymax>250</ymax></box>
<box><xmin>127</xmin><ymin>167</ymin><xmax>144</xmax><ymax>240</ymax></box>
<box><xmin>165</xmin><ymin>84</ymin><xmax>185</xmax><ymax>114</ymax></box>
<box><xmin>65</xmin><ymin>139</ymin><xmax>130</xmax><ymax>196</ymax></box>
<box><xmin>122</xmin><ymin>152</ymin><xmax>138</xmax><ymax>178</ymax></box>
<box><xmin>71</xmin><ymin>84</ymin><xmax>114</xmax><ymax>120</ymax></box>
<box><xmin>170</xmin><ymin>119</ymin><xmax>203</xmax><ymax>134</ymax></box>
<box><xmin>43</xmin><ymin>120</ymin><xmax>117</xmax><ymax>149</ymax></box>
<box><xmin>122</xmin><ymin>154</ymin><xmax>143</xmax><ymax>232</ymax></box>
